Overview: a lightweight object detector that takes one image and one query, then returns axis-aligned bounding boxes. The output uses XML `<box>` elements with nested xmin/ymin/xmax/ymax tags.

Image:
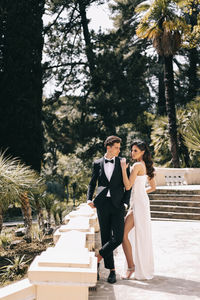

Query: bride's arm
<box><xmin>121</xmin><ymin>159</ymin><xmax>140</xmax><ymax>190</ymax></box>
<box><xmin>146</xmin><ymin>177</ymin><xmax>156</xmax><ymax>193</ymax></box>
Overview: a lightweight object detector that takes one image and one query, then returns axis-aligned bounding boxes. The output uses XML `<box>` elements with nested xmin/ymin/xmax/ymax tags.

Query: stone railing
<box><xmin>0</xmin><ymin>204</ymin><xmax>99</xmax><ymax>300</ymax></box>
<box><xmin>155</xmin><ymin>167</ymin><xmax>200</xmax><ymax>186</ymax></box>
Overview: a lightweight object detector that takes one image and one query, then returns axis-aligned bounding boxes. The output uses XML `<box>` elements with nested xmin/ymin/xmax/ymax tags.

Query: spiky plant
<box><xmin>0</xmin><ymin>255</ymin><xmax>31</xmax><ymax>281</ymax></box>
<box><xmin>0</xmin><ymin>233</ymin><xmax>12</xmax><ymax>249</ymax></box>
<box><xmin>0</xmin><ymin>152</ymin><xmax>41</xmax><ymax>236</ymax></box>
<box><xmin>182</xmin><ymin>111</ymin><xmax>200</xmax><ymax>152</ymax></box>
<box><xmin>151</xmin><ymin>108</ymin><xmax>200</xmax><ymax>166</ymax></box>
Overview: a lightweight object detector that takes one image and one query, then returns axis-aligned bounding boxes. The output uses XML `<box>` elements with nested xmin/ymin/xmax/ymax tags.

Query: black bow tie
<box><xmin>105</xmin><ymin>159</ymin><xmax>114</xmax><ymax>164</ymax></box>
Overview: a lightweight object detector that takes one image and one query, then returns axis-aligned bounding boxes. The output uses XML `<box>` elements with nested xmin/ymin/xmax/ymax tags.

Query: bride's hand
<box><xmin>121</xmin><ymin>158</ymin><xmax>128</xmax><ymax>169</ymax></box>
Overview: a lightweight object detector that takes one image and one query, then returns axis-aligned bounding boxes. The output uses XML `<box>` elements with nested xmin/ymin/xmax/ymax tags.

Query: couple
<box><xmin>87</xmin><ymin>135</ymin><xmax>156</xmax><ymax>283</ymax></box>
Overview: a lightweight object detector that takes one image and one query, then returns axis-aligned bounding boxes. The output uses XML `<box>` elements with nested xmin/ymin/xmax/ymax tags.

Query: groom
<box><xmin>87</xmin><ymin>135</ymin><xmax>130</xmax><ymax>284</ymax></box>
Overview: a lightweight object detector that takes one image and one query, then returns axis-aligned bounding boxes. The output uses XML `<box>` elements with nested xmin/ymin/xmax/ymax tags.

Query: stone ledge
<box><xmin>0</xmin><ymin>279</ymin><xmax>36</xmax><ymax>300</ymax></box>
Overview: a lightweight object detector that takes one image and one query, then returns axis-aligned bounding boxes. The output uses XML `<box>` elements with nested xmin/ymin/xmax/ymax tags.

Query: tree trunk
<box><xmin>47</xmin><ymin>210</ymin><xmax>51</xmax><ymax>229</ymax></box>
<box><xmin>187</xmin><ymin>8</ymin><xmax>199</xmax><ymax>102</ymax></box>
<box><xmin>58</xmin><ymin>211</ymin><xmax>63</xmax><ymax>224</ymax></box>
<box><xmin>0</xmin><ymin>206</ymin><xmax>3</xmax><ymax>233</ymax></box>
<box><xmin>66</xmin><ymin>185</ymin><xmax>69</xmax><ymax>203</ymax></box>
<box><xmin>21</xmin><ymin>192</ymin><xmax>32</xmax><ymax>242</ymax></box>
<box><xmin>78</xmin><ymin>0</ymin><xmax>96</xmax><ymax>77</ymax></box>
<box><xmin>0</xmin><ymin>0</ymin><xmax>44</xmax><ymax>172</ymax></box>
<box><xmin>35</xmin><ymin>196</ymin><xmax>45</xmax><ymax>229</ymax></box>
<box><xmin>164</xmin><ymin>55</ymin><xmax>180</xmax><ymax>167</ymax></box>
<box><xmin>157</xmin><ymin>56</ymin><xmax>166</xmax><ymax>115</ymax></box>
<box><xmin>187</xmin><ymin>47</ymin><xmax>199</xmax><ymax>102</ymax></box>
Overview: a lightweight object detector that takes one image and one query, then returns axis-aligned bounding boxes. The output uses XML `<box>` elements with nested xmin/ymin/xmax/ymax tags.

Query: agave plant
<box><xmin>0</xmin><ymin>233</ymin><xmax>12</xmax><ymax>249</ymax></box>
<box><xmin>0</xmin><ymin>255</ymin><xmax>31</xmax><ymax>281</ymax></box>
<box><xmin>0</xmin><ymin>152</ymin><xmax>41</xmax><ymax>236</ymax></box>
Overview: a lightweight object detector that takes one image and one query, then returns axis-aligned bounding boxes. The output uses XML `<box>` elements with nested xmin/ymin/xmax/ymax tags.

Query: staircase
<box><xmin>149</xmin><ymin>187</ymin><xmax>200</xmax><ymax>221</ymax></box>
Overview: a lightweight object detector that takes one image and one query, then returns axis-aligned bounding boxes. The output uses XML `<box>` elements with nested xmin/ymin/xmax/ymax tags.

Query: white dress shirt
<box><xmin>104</xmin><ymin>156</ymin><xmax>115</xmax><ymax>197</ymax></box>
<box><xmin>87</xmin><ymin>156</ymin><xmax>115</xmax><ymax>203</ymax></box>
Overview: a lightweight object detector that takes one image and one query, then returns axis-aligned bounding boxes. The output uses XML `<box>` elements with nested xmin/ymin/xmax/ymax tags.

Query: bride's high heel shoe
<box><xmin>122</xmin><ymin>265</ymin><xmax>135</xmax><ymax>280</ymax></box>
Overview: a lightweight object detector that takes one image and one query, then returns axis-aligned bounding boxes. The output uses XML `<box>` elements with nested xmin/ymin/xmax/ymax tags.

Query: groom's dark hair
<box><xmin>104</xmin><ymin>135</ymin><xmax>121</xmax><ymax>148</ymax></box>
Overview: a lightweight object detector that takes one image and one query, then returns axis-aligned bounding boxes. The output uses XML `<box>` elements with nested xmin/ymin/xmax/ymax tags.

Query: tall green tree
<box><xmin>0</xmin><ymin>0</ymin><xmax>44</xmax><ymax>172</ymax></box>
<box><xmin>43</xmin><ymin>0</ymin><xmax>153</xmax><ymax>162</ymax></box>
<box><xmin>181</xmin><ymin>0</ymin><xmax>200</xmax><ymax>102</ymax></box>
<box><xmin>135</xmin><ymin>0</ymin><xmax>191</xmax><ymax>167</ymax></box>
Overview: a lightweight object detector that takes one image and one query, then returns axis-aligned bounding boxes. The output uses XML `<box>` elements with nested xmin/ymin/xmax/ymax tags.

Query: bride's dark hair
<box><xmin>131</xmin><ymin>140</ymin><xmax>155</xmax><ymax>179</ymax></box>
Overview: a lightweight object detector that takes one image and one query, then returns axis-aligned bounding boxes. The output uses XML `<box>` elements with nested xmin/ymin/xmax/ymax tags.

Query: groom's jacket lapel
<box><xmin>100</xmin><ymin>157</ymin><xmax>109</xmax><ymax>183</ymax></box>
<box><xmin>109</xmin><ymin>156</ymin><xmax>119</xmax><ymax>183</ymax></box>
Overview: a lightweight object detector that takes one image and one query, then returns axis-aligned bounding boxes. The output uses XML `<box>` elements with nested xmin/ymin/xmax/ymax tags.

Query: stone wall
<box><xmin>0</xmin><ymin>204</ymin><xmax>99</xmax><ymax>300</ymax></box>
<box><xmin>155</xmin><ymin>168</ymin><xmax>200</xmax><ymax>186</ymax></box>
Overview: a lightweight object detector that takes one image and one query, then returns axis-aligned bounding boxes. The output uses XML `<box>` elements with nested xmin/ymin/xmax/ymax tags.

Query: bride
<box><xmin>120</xmin><ymin>140</ymin><xmax>156</xmax><ymax>280</ymax></box>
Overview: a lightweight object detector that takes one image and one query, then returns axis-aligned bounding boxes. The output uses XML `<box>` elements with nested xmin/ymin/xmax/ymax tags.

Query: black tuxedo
<box><xmin>87</xmin><ymin>156</ymin><xmax>130</xmax><ymax>208</ymax></box>
<box><xmin>87</xmin><ymin>156</ymin><xmax>131</xmax><ymax>269</ymax></box>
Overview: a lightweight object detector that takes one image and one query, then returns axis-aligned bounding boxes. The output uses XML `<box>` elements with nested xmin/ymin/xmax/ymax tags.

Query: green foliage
<box><xmin>31</xmin><ymin>224</ymin><xmax>45</xmax><ymax>242</ymax></box>
<box><xmin>151</xmin><ymin>116</ymin><xmax>172</xmax><ymax>166</ymax></box>
<box><xmin>52</xmin><ymin>201</ymin><xmax>67</xmax><ymax>224</ymax></box>
<box><xmin>41</xmin><ymin>193</ymin><xmax>56</xmax><ymax>211</ymax></box>
<box><xmin>135</xmin><ymin>0</ymin><xmax>190</xmax><ymax>55</ymax></box>
<box><xmin>56</xmin><ymin>152</ymin><xmax>91</xmax><ymax>199</ymax></box>
<box><xmin>43</xmin><ymin>0</ymin><xmax>154</xmax><ymax>165</ymax></box>
<box><xmin>151</xmin><ymin>103</ymin><xmax>200</xmax><ymax>167</ymax></box>
<box><xmin>0</xmin><ymin>152</ymin><xmax>41</xmax><ymax>210</ymax></box>
<box><xmin>182</xmin><ymin>111</ymin><xmax>200</xmax><ymax>152</ymax></box>
<box><xmin>0</xmin><ymin>233</ymin><xmax>12</xmax><ymax>249</ymax></box>
<box><xmin>0</xmin><ymin>255</ymin><xmax>31</xmax><ymax>282</ymax></box>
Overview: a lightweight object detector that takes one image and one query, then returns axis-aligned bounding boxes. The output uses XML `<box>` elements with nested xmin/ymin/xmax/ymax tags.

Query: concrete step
<box><xmin>151</xmin><ymin>217</ymin><xmax>200</xmax><ymax>222</ymax></box>
<box><xmin>150</xmin><ymin>205</ymin><xmax>200</xmax><ymax>214</ymax></box>
<box><xmin>152</xmin><ymin>188</ymin><xmax>200</xmax><ymax>195</ymax></box>
<box><xmin>150</xmin><ymin>200</ymin><xmax>200</xmax><ymax>207</ymax></box>
<box><xmin>151</xmin><ymin>211</ymin><xmax>200</xmax><ymax>220</ymax></box>
<box><xmin>149</xmin><ymin>194</ymin><xmax>200</xmax><ymax>201</ymax></box>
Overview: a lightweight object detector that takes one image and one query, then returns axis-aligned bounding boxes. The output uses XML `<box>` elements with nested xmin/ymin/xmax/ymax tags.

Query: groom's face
<box><xmin>107</xmin><ymin>142</ymin><xmax>121</xmax><ymax>157</ymax></box>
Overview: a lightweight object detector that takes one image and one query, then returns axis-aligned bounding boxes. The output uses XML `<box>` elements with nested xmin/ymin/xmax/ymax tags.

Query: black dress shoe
<box><xmin>107</xmin><ymin>270</ymin><xmax>116</xmax><ymax>284</ymax></box>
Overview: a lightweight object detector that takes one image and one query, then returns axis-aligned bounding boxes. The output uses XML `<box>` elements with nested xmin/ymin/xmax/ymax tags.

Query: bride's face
<box><xmin>131</xmin><ymin>145</ymin><xmax>145</xmax><ymax>161</ymax></box>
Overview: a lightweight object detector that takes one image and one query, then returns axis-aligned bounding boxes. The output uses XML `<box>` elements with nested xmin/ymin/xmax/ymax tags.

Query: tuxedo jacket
<box><xmin>87</xmin><ymin>156</ymin><xmax>131</xmax><ymax>209</ymax></box>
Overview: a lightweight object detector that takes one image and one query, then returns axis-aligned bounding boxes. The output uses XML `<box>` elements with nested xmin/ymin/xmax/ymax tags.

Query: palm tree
<box><xmin>135</xmin><ymin>0</ymin><xmax>190</xmax><ymax>167</ymax></box>
<box><xmin>0</xmin><ymin>152</ymin><xmax>41</xmax><ymax>236</ymax></box>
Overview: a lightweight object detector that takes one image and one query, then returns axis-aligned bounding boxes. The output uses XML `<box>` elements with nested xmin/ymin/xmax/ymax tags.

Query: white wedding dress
<box><xmin>125</xmin><ymin>174</ymin><xmax>154</xmax><ymax>280</ymax></box>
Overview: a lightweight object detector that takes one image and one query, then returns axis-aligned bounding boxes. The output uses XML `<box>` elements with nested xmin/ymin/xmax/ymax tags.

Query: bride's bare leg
<box><xmin>122</xmin><ymin>211</ymin><xmax>135</xmax><ymax>278</ymax></box>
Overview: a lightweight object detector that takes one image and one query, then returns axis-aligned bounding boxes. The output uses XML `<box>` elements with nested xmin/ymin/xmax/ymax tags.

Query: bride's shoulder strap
<box><xmin>131</xmin><ymin>162</ymin><xmax>146</xmax><ymax>173</ymax></box>
<box><xmin>131</xmin><ymin>162</ymin><xmax>141</xmax><ymax>171</ymax></box>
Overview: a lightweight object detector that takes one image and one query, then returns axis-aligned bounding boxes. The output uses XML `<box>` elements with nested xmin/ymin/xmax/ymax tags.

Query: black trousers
<box><xmin>97</xmin><ymin>197</ymin><xmax>125</xmax><ymax>269</ymax></box>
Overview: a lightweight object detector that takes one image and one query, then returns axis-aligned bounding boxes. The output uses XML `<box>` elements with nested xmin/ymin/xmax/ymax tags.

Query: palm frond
<box><xmin>182</xmin><ymin>112</ymin><xmax>200</xmax><ymax>152</ymax></box>
<box><xmin>0</xmin><ymin>152</ymin><xmax>41</xmax><ymax>204</ymax></box>
<box><xmin>135</xmin><ymin>2</ymin><xmax>151</xmax><ymax>13</ymax></box>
